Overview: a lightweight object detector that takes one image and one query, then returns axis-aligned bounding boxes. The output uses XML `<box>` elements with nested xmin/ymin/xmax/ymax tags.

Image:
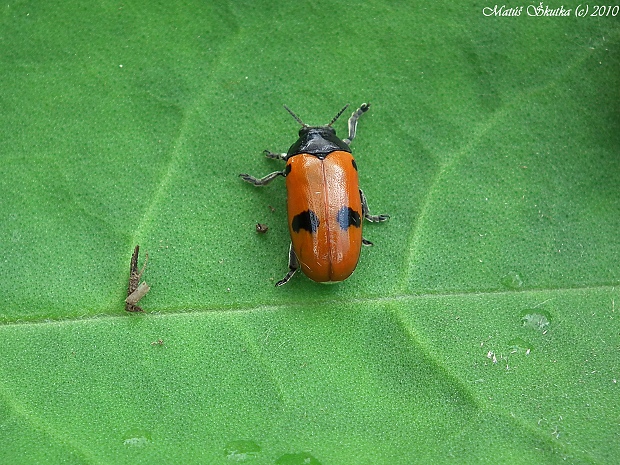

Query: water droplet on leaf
<box><xmin>501</xmin><ymin>271</ymin><xmax>523</xmax><ymax>289</ymax></box>
<box><xmin>521</xmin><ymin>310</ymin><xmax>551</xmax><ymax>332</ymax></box>
<box><xmin>508</xmin><ymin>338</ymin><xmax>533</xmax><ymax>354</ymax></box>
<box><xmin>224</xmin><ymin>440</ymin><xmax>261</xmax><ymax>462</ymax></box>
<box><xmin>122</xmin><ymin>429</ymin><xmax>152</xmax><ymax>447</ymax></box>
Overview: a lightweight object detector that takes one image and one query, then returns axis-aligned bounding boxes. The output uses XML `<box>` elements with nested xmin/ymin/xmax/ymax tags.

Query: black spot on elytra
<box><xmin>284</xmin><ymin>163</ymin><xmax>292</xmax><ymax>176</ymax></box>
<box><xmin>351</xmin><ymin>159</ymin><xmax>357</xmax><ymax>171</ymax></box>
<box><xmin>292</xmin><ymin>210</ymin><xmax>319</xmax><ymax>233</ymax></box>
<box><xmin>337</xmin><ymin>206</ymin><xmax>361</xmax><ymax>230</ymax></box>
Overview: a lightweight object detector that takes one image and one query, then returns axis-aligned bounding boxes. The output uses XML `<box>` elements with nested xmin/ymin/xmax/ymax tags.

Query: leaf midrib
<box><xmin>0</xmin><ymin>283</ymin><xmax>615</xmax><ymax>327</ymax></box>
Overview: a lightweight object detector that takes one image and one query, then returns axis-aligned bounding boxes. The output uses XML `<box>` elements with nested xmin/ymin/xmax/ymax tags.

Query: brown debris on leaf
<box><xmin>125</xmin><ymin>245</ymin><xmax>150</xmax><ymax>312</ymax></box>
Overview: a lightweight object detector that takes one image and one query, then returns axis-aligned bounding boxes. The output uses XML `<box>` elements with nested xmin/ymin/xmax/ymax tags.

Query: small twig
<box><xmin>126</xmin><ymin>282</ymin><xmax>151</xmax><ymax>306</ymax></box>
<box><xmin>125</xmin><ymin>245</ymin><xmax>149</xmax><ymax>312</ymax></box>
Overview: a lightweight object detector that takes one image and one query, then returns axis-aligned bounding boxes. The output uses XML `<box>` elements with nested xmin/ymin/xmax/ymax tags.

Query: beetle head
<box><xmin>284</xmin><ymin>104</ymin><xmax>352</xmax><ymax>158</ymax></box>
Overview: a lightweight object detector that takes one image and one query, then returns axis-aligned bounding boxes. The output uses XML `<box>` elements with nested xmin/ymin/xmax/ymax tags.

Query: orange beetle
<box><xmin>240</xmin><ymin>103</ymin><xmax>389</xmax><ymax>286</ymax></box>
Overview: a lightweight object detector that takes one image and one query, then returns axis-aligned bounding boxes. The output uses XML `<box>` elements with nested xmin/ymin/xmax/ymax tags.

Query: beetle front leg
<box><xmin>239</xmin><ymin>170</ymin><xmax>286</xmax><ymax>186</ymax></box>
<box><xmin>275</xmin><ymin>243</ymin><xmax>299</xmax><ymax>286</ymax></box>
<box><xmin>343</xmin><ymin>103</ymin><xmax>370</xmax><ymax>146</ymax></box>
<box><xmin>263</xmin><ymin>150</ymin><xmax>287</xmax><ymax>161</ymax></box>
<box><xmin>360</xmin><ymin>189</ymin><xmax>390</xmax><ymax>222</ymax></box>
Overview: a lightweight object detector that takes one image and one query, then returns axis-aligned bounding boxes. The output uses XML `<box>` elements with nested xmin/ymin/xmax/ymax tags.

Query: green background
<box><xmin>1</xmin><ymin>0</ymin><xmax>619</xmax><ymax>463</ymax></box>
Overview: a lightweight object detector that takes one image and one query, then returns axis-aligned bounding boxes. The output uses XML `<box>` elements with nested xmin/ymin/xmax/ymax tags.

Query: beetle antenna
<box><xmin>283</xmin><ymin>105</ymin><xmax>307</xmax><ymax>127</ymax></box>
<box><xmin>327</xmin><ymin>104</ymin><xmax>350</xmax><ymax>127</ymax></box>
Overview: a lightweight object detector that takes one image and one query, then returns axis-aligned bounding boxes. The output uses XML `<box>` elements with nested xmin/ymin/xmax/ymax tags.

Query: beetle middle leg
<box><xmin>239</xmin><ymin>170</ymin><xmax>286</xmax><ymax>186</ymax></box>
<box><xmin>275</xmin><ymin>243</ymin><xmax>299</xmax><ymax>286</ymax></box>
<box><xmin>239</xmin><ymin>150</ymin><xmax>288</xmax><ymax>186</ymax></box>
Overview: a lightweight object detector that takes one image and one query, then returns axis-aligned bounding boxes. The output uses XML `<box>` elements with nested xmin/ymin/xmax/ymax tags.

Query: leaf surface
<box><xmin>1</xmin><ymin>1</ymin><xmax>619</xmax><ymax>463</ymax></box>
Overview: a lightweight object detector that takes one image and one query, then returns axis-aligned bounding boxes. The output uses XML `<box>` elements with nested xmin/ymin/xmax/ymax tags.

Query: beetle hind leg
<box><xmin>275</xmin><ymin>243</ymin><xmax>299</xmax><ymax>286</ymax></box>
<box><xmin>360</xmin><ymin>189</ymin><xmax>390</xmax><ymax>222</ymax></box>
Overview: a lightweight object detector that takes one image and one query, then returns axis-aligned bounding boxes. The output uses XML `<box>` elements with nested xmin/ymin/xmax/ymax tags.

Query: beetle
<box><xmin>239</xmin><ymin>103</ymin><xmax>389</xmax><ymax>286</ymax></box>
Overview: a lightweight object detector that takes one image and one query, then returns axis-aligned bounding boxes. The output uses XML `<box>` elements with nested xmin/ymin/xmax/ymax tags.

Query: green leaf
<box><xmin>1</xmin><ymin>1</ymin><xmax>618</xmax><ymax>463</ymax></box>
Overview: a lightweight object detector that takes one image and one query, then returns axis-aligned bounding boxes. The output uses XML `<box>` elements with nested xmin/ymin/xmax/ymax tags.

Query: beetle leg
<box><xmin>239</xmin><ymin>170</ymin><xmax>286</xmax><ymax>186</ymax></box>
<box><xmin>275</xmin><ymin>243</ymin><xmax>299</xmax><ymax>286</ymax></box>
<box><xmin>343</xmin><ymin>103</ymin><xmax>370</xmax><ymax>146</ymax></box>
<box><xmin>360</xmin><ymin>189</ymin><xmax>390</xmax><ymax>222</ymax></box>
<box><xmin>263</xmin><ymin>150</ymin><xmax>287</xmax><ymax>161</ymax></box>
<box><xmin>362</xmin><ymin>238</ymin><xmax>374</xmax><ymax>246</ymax></box>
